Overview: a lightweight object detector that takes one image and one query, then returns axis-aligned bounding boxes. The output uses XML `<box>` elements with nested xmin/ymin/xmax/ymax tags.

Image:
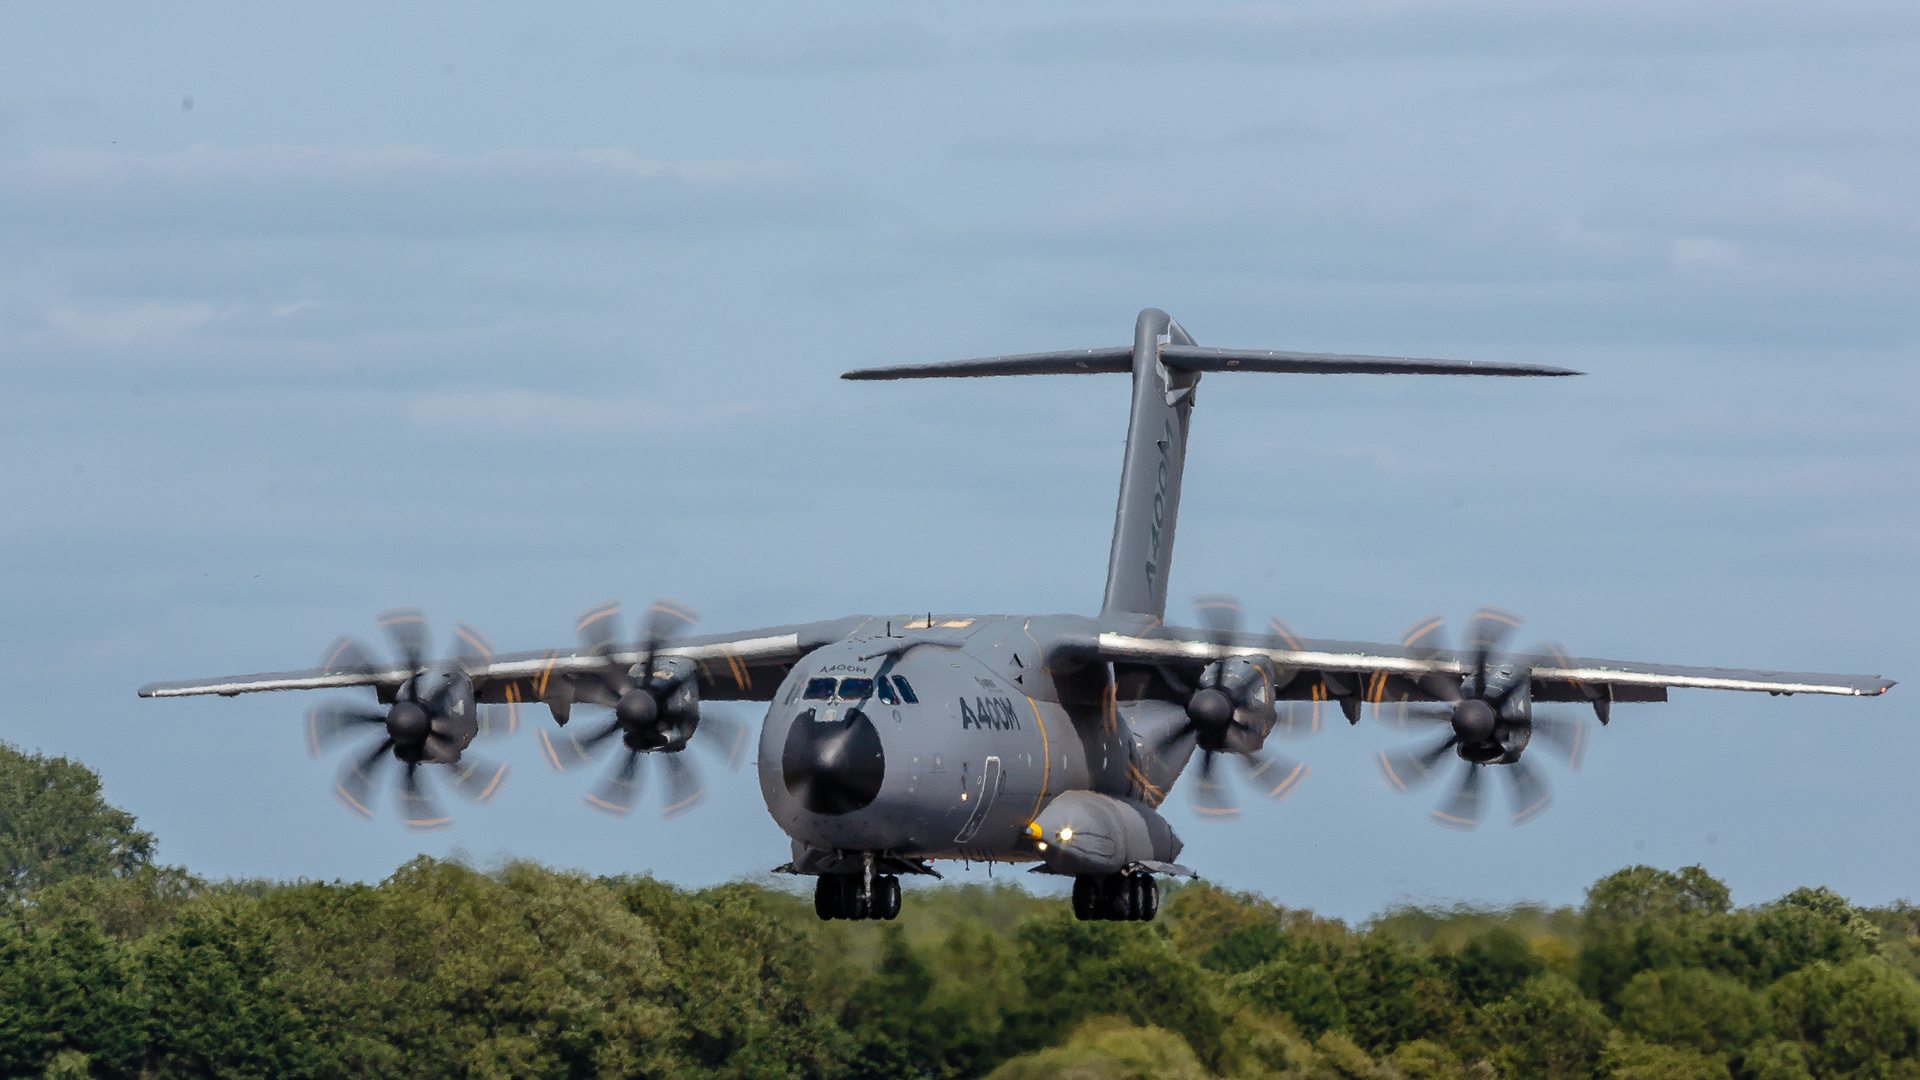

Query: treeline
<box><xmin>4</xmin><ymin>741</ymin><xmax>1920</xmax><ymax>1080</ymax></box>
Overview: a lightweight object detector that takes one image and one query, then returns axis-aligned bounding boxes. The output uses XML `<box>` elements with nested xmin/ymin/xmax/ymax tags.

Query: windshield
<box><xmin>838</xmin><ymin>677</ymin><xmax>875</xmax><ymax>700</ymax></box>
<box><xmin>892</xmin><ymin>676</ymin><xmax>919</xmax><ymax>704</ymax></box>
<box><xmin>802</xmin><ymin>677</ymin><xmax>837</xmax><ymax>701</ymax></box>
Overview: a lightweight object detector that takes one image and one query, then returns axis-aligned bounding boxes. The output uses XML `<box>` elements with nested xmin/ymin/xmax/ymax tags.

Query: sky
<box><xmin>0</xmin><ymin>0</ymin><xmax>1914</xmax><ymax>921</ymax></box>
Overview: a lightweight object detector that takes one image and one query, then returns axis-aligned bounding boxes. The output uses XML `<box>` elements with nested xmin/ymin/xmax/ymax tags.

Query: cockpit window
<box><xmin>876</xmin><ymin>677</ymin><xmax>898</xmax><ymax>705</ymax></box>
<box><xmin>838</xmin><ymin>677</ymin><xmax>874</xmax><ymax>700</ymax></box>
<box><xmin>892</xmin><ymin>675</ymin><xmax>919</xmax><ymax>704</ymax></box>
<box><xmin>803</xmin><ymin>677</ymin><xmax>837</xmax><ymax>701</ymax></box>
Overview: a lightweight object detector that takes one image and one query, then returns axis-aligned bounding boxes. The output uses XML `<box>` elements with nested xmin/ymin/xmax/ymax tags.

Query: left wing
<box><xmin>1073</xmin><ymin>624</ymin><xmax>1892</xmax><ymax>721</ymax></box>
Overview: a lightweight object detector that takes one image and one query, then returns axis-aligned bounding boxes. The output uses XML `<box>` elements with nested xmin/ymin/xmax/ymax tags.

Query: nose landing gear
<box><xmin>814</xmin><ymin>873</ymin><xmax>901</xmax><ymax>920</ymax></box>
<box><xmin>1072</xmin><ymin>871</ymin><xmax>1158</xmax><ymax>921</ymax></box>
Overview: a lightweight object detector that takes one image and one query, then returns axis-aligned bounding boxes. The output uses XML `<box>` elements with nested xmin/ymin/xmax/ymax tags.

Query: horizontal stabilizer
<box><xmin>843</xmin><ymin>346</ymin><xmax>1578</xmax><ymax>381</ymax></box>
<box><xmin>1160</xmin><ymin>346</ymin><xmax>1580</xmax><ymax>378</ymax></box>
<box><xmin>842</xmin><ymin>347</ymin><xmax>1131</xmax><ymax>380</ymax></box>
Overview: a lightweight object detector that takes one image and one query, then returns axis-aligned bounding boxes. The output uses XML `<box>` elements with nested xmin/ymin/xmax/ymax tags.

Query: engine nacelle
<box><xmin>1030</xmin><ymin>790</ymin><xmax>1183</xmax><ymax>877</ymax></box>
<box><xmin>631</xmin><ymin>655</ymin><xmax>702</xmax><ymax>751</ymax></box>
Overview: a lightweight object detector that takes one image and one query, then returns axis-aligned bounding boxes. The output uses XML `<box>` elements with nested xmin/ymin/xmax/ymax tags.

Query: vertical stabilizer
<box><xmin>840</xmin><ymin>309</ymin><xmax>1580</xmax><ymax>620</ymax></box>
<box><xmin>1100</xmin><ymin>309</ymin><xmax>1198</xmax><ymax>620</ymax></box>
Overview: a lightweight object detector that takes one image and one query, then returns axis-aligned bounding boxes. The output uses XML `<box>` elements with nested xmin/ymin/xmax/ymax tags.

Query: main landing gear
<box><xmin>815</xmin><ymin>873</ymin><xmax>902</xmax><ymax>920</ymax></box>
<box><xmin>1073</xmin><ymin>872</ymin><xmax>1158</xmax><ymax>922</ymax></box>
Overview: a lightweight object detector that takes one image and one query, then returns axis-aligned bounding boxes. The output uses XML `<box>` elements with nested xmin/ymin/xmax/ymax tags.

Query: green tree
<box><xmin>1598</xmin><ymin>1036</ymin><xmax>1730</xmax><ymax>1080</ymax></box>
<box><xmin>0</xmin><ymin>742</ymin><xmax>155</xmax><ymax>902</ymax></box>
<box><xmin>1580</xmin><ymin>866</ymin><xmax>1741</xmax><ymax>1010</ymax></box>
<box><xmin>616</xmin><ymin>876</ymin><xmax>849</xmax><ymax>1079</ymax></box>
<box><xmin>1616</xmin><ymin>968</ymin><xmax>1767</xmax><ymax>1056</ymax></box>
<box><xmin>1330</xmin><ymin>933</ymin><xmax>1456</xmax><ymax>1053</ymax></box>
<box><xmin>263</xmin><ymin>858</ymin><xmax>683</xmax><ymax>1080</ymax></box>
<box><xmin>1475</xmin><ymin>972</ymin><xmax>1611</xmax><ymax>1080</ymax></box>
<box><xmin>983</xmin><ymin>1018</ymin><xmax>1210</xmax><ymax>1080</ymax></box>
<box><xmin>1229</xmin><ymin>957</ymin><xmax>1347</xmax><ymax>1039</ymax></box>
<box><xmin>1445</xmin><ymin>927</ymin><xmax>1546</xmax><ymax>1008</ymax></box>
<box><xmin>1738</xmin><ymin>1038</ymin><xmax>1815</xmax><ymax>1080</ymax></box>
<box><xmin>1768</xmin><ymin>959</ymin><xmax>1920</xmax><ymax>1079</ymax></box>
<box><xmin>842</xmin><ymin>924</ymin><xmax>939</xmax><ymax>1079</ymax></box>
<box><xmin>916</xmin><ymin>916</ymin><xmax>1029</xmax><ymax>1079</ymax></box>
<box><xmin>1006</xmin><ymin>914</ymin><xmax>1225</xmax><ymax>1069</ymax></box>
<box><xmin>0</xmin><ymin>907</ymin><xmax>144</xmax><ymax>1079</ymax></box>
<box><xmin>134</xmin><ymin>899</ymin><xmax>317</xmax><ymax>1079</ymax></box>
<box><xmin>1741</xmin><ymin>888</ymin><xmax>1880</xmax><ymax>986</ymax></box>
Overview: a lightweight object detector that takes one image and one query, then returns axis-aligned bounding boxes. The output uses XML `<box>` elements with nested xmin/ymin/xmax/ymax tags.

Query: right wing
<box><xmin>136</xmin><ymin>616</ymin><xmax>872</xmax><ymax>706</ymax></box>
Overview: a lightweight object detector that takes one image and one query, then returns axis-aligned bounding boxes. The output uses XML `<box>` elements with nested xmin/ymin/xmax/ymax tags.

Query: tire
<box><xmin>838</xmin><ymin>874</ymin><xmax>870</xmax><ymax>920</ymax></box>
<box><xmin>880</xmin><ymin>876</ymin><xmax>902</xmax><ymax>920</ymax></box>
<box><xmin>1137</xmin><ymin>876</ymin><xmax>1159</xmax><ymax>921</ymax></box>
<box><xmin>1105</xmin><ymin>873</ymin><xmax>1134</xmax><ymax>921</ymax></box>
<box><xmin>814</xmin><ymin>875</ymin><xmax>839</xmax><ymax>920</ymax></box>
<box><xmin>1072</xmin><ymin>876</ymin><xmax>1098</xmax><ymax>920</ymax></box>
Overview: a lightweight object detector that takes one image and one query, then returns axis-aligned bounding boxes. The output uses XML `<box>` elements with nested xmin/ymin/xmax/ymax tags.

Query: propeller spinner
<box><xmin>301</xmin><ymin>609</ymin><xmax>514</xmax><ymax>832</ymax></box>
<box><xmin>1154</xmin><ymin>595</ymin><xmax>1316</xmax><ymax>821</ymax></box>
<box><xmin>1373</xmin><ymin>607</ymin><xmax>1591</xmax><ymax>829</ymax></box>
<box><xmin>536</xmin><ymin>599</ymin><xmax>748</xmax><ymax>819</ymax></box>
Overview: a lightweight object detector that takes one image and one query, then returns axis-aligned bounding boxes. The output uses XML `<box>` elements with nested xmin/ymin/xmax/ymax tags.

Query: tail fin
<box><xmin>844</xmin><ymin>310</ymin><xmax>1579</xmax><ymax>619</ymax></box>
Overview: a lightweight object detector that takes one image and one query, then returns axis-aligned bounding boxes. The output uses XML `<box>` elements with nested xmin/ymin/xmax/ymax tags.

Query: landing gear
<box><xmin>1072</xmin><ymin>872</ymin><xmax>1158</xmax><ymax>921</ymax></box>
<box><xmin>814</xmin><ymin>873</ymin><xmax>901</xmax><ymax>920</ymax></box>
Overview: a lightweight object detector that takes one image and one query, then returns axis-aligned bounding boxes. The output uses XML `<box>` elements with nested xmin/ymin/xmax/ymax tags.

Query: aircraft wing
<box><xmin>137</xmin><ymin>616</ymin><xmax>871</xmax><ymax>706</ymax></box>
<box><xmin>1081</xmin><ymin>625</ymin><xmax>1892</xmax><ymax>720</ymax></box>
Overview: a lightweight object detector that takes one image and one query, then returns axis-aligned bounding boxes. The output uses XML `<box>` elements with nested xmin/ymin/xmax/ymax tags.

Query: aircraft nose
<box><xmin>782</xmin><ymin>706</ymin><xmax>886</xmax><ymax>815</ymax></box>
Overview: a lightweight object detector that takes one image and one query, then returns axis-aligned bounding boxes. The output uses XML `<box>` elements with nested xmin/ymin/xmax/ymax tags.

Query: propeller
<box><xmin>536</xmin><ymin>599</ymin><xmax>748</xmax><ymax>819</ymax></box>
<box><xmin>302</xmin><ymin>609</ymin><xmax>513</xmax><ymax>831</ymax></box>
<box><xmin>1154</xmin><ymin>594</ymin><xmax>1312</xmax><ymax>821</ymax></box>
<box><xmin>1373</xmin><ymin>607</ymin><xmax>1591</xmax><ymax>830</ymax></box>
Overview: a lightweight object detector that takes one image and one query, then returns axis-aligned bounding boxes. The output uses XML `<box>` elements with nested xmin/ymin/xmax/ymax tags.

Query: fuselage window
<box><xmin>803</xmin><ymin>677</ymin><xmax>837</xmax><ymax>700</ymax></box>
<box><xmin>892</xmin><ymin>675</ymin><xmax>919</xmax><ymax>704</ymax></box>
<box><xmin>838</xmin><ymin>677</ymin><xmax>875</xmax><ymax>700</ymax></box>
<box><xmin>877</xmin><ymin>677</ymin><xmax>898</xmax><ymax>705</ymax></box>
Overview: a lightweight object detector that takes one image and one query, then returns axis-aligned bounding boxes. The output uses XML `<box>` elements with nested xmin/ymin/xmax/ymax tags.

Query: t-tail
<box><xmin>843</xmin><ymin>308</ymin><xmax>1579</xmax><ymax>620</ymax></box>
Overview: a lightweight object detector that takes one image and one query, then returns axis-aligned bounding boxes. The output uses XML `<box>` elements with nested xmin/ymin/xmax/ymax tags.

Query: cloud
<box><xmin>43</xmin><ymin>301</ymin><xmax>222</xmax><ymax>347</ymax></box>
<box><xmin>0</xmin><ymin>144</ymin><xmax>858</xmax><ymax>240</ymax></box>
<box><xmin>408</xmin><ymin>389</ymin><xmax>667</xmax><ymax>438</ymax></box>
<box><xmin>1763</xmin><ymin>172</ymin><xmax>1908</xmax><ymax>231</ymax></box>
<box><xmin>993</xmin><ymin>0</ymin><xmax>1920</xmax><ymax>65</ymax></box>
<box><xmin>1671</xmin><ymin>236</ymin><xmax>1743</xmax><ymax>273</ymax></box>
<box><xmin>405</xmin><ymin>389</ymin><xmax>774</xmax><ymax>441</ymax></box>
<box><xmin>680</xmin><ymin>20</ymin><xmax>948</xmax><ymax>72</ymax></box>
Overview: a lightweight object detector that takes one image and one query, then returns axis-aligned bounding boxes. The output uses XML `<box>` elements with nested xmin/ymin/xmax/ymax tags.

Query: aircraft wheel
<box><xmin>1104</xmin><ymin>873</ymin><xmax>1135</xmax><ymax>921</ymax></box>
<box><xmin>1134</xmin><ymin>875</ymin><xmax>1159</xmax><ymax>921</ymax></box>
<box><xmin>1072</xmin><ymin>876</ymin><xmax>1100</xmax><ymax>920</ymax></box>
<box><xmin>879</xmin><ymin>876</ymin><xmax>902</xmax><ymax>920</ymax></box>
<box><xmin>1071</xmin><ymin>876</ymin><xmax>1093</xmax><ymax>920</ymax></box>
<box><xmin>814</xmin><ymin>875</ymin><xmax>840</xmax><ymax>920</ymax></box>
<box><xmin>837</xmin><ymin>874</ymin><xmax>870</xmax><ymax>920</ymax></box>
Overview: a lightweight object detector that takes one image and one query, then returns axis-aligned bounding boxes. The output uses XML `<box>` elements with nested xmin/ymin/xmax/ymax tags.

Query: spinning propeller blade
<box><xmin>307</xmin><ymin>612</ymin><xmax>513</xmax><ymax>829</ymax></box>
<box><xmin>1375</xmin><ymin>610</ymin><xmax>1593</xmax><ymax>828</ymax></box>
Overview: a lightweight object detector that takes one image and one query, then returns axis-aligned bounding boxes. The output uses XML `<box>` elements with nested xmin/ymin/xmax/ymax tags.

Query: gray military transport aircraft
<box><xmin>140</xmin><ymin>309</ymin><xmax>1894</xmax><ymax>923</ymax></box>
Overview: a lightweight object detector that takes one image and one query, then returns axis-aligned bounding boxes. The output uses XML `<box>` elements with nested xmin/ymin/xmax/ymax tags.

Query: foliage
<box><xmin>1474</xmin><ymin>972</ymin><xmax>1612</xmax><ymax>1079</ymax></box>
<box><xmin>0</xmin><ymin>741</ymin><xmax>154</xmax><ymax>903</ymax></box>
<box><xmin>983</xmin><ymin>1018</ymin><xmax>1210</xmax><ymax>1080</ymax></box>
<box><xmin>6</xmin><ymin>750</ymin><xmax>1920</xmax><ymax>1079</ymax></box>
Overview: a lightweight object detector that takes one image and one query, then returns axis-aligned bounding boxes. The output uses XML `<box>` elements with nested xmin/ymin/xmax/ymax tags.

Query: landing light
<box><xmin>1057</xmin><ymin>826</ymin><xmax>1073</xmax><ymax>843</ymax></box>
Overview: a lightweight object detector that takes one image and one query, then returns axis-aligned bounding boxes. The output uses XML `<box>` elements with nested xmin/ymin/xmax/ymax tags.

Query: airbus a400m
<box><xmin>140</xmin><ymin>309</ymin><xmax>1894</xmax><ymax>924</ymax></box>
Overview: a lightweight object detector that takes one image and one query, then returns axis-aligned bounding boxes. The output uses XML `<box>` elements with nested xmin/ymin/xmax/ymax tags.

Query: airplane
<box><xmin>139</xmin><ymin>308</ymin><xmax>1894</xmax><ymax>924</ymax></box>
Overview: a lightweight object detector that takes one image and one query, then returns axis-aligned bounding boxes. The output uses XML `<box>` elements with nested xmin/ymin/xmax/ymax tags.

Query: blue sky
<box><xmin>1</xmin><ymin>1</ymin><xmax>1914</xmax><ymax>919</ymax></box>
